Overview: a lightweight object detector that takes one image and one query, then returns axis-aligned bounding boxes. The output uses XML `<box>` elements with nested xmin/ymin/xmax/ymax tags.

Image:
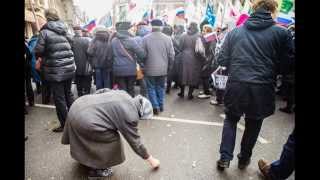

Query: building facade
<box><xmin>25</xmin><ymin>0</ymin><xmax>76</xmax><ymax>38</ymax></box>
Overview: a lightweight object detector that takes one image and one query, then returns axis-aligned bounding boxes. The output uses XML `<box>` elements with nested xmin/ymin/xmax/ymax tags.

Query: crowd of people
<box><xmin>24</xmin><ymin>0</ymin><xmax>295</xmax><ymax>179</ymax></box>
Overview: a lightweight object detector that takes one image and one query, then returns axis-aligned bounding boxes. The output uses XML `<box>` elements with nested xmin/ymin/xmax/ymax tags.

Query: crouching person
<box><xmin>61</xmin><ymin>89</ymin><xmax>160</xmax><ymax>178</ymax></box>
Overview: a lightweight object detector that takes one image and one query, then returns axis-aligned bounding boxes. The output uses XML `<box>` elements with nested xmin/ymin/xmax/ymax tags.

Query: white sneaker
<box><xmin>197</xmin><ymin>94</ymin><xmax>211</xmax><ymax>99</ymax></box>
<box><xmin>210</xmin><ymin>99</ymin><xmax>222</xmax><ymax>105</ymax></box>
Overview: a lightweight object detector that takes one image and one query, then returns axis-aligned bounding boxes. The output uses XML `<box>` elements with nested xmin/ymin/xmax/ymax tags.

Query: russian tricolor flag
<box><xmin>83</xmin><ymin>19</ymin><xmax>96</xmax><ymax>32</ymax></box>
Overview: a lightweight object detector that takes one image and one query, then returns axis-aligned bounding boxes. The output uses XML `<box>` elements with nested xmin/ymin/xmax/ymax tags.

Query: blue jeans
<box><xmin>269</xmin><ymin>128</ymin><xmax>295</xmax><ymax>180</ymax></box>
<box><xmin>95</xmin><ymin>68</ymin><xmax>111</xmax><ymax>90</ymax></box>
<box><xmin>145</xmin><ymin>76</ymin><xmax>166</xmax><ymax>109</ymax></box>
<box><xmin>219</xmin><ymin>113</ymin><xmax>263</xmax><ymax>161</ymax></box>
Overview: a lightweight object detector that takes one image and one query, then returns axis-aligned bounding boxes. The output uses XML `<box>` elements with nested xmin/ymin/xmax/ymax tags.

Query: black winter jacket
<box><xmin>87</xmin><ymin>32</ymin><xmax>113</xmax><ymax>70</ymax></box>
<box><xmin>217</xmin><ymin>8</ymin><xmax>293</xmax><ymax>85</ymax></box>
<box><xmin>34</xmin><ymin>20</ymin><xmax>76</xmax><ymax>82</ymax></box>
<box><xmin>72</xmin><ymin>35</ymin><xmax>92</xmax><ymax>76</ymax></box>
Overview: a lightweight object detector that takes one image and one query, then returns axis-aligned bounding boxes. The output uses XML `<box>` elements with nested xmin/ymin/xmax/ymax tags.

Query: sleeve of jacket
<box><xmin>117</xmin><ymin>105</ymin><xmax>149</xmax><ymax>159</ymax></box>
<box><xmin>216</xmin><ymin>33</ymin><xmax>231</xmax><ymax>69</ymax></box>
<box><xmin>34</xmin><ymin>31</ymin><xmax>46</xmax><ymax>58</ymax></box>
<box><xmin>130</xmin><ymin>39</ymin><xmax>145</xmax><ymax>62</ymax></box>
<box><xmin>167</xmin><ymin>38</ymin><xmax>175</xmax><ymax>71</ymax></box>
<box><xmin>278</xmin><ymin>30</ymin><xmax>294</xmax><ymax>75</ymax></box>
<box><xmin>86</xmin><ymin>41</ymin><xmax>95</xmax><ymax>65</ymax></box>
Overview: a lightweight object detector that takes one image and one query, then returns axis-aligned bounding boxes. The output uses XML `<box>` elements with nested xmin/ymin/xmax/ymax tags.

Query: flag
<box><xmin>98</xmin><ymin>12</ymin><xmax>112</xmax><ymax>28</ymax></box>
<box><xmin>205</xmin><ymin>4</ymin><xmax>215</xmax><ymax>27</ymax></box>
<box><xmin>280</xmin><ymin>0</ymin><xmax>294</xmax><ymax>14</ymax></box>
<box><xmin>83</xmin><ymin>19</ymin><xmax>96</xmax><ymax>32</ymax></box>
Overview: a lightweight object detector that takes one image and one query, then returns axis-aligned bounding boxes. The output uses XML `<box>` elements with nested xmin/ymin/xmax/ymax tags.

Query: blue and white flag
<box><xmin>205</xmin><ymin>4</ymin><xmax>215</xmax><ymax>27</ymax></box>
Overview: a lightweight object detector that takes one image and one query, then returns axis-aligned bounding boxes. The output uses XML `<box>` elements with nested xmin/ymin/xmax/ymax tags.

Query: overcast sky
<box><xmin>73</xmin><ymin>0</ymin><xmax>114</xmax><ymax>20</ymax></box>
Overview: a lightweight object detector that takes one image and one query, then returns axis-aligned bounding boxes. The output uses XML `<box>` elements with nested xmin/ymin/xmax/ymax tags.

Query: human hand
<box><xmin>146</xmin><ymin>155</ymin><xmax>160</xmax><ymax>169</ymax></box>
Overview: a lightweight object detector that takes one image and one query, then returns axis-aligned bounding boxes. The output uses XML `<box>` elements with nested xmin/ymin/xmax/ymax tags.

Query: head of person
<box><xmin>136</xmin><ymin>21</ymin><xmax>151</xmax><ymax>37</ymax></box>
<box><xmin>174</xmin><ymin>25</ymin><xmax>185</xmax><ymax>35</ymax></box>
<box><xmin>202</xmin><ymin>24</ymin><xmax>213</xmax><ymax>35</ymax></box>
<box><xmin>251</xmin><ymin>0</ymin><xmax>279</xmax><ymax>19</ymax></box>
<box><xmin>187</xmin><ymin>22</ymin><xmax>199</xmax><ymax>35</ymax></box>
<box><xmin>82</xmin><ymin>28</ymin><xmax>89</xmax><ymax>37</ymax></box>
<box><xmin>73</xmin><ymin>25</ymin><xmax>82</xmax><ymax>36</ymax></box>
<box><xmin>115</xmin><ymin>21</ymin><xmax>132</xmax><ymax>34</ymax></box>
<box><xmin>150</xmin><ymin>19</ymin><xmax>163</xmax><ymax>32</ymax></box>
<box><xmin>133</xmin><ymin>95</ymin><xmax>153</xmax><ymax>120</ymax></box>
<box><xmin>94</xmin><ymin>26</ymin><xmax>109</xmax><ymax>42</ymax></box>
<box><xmin>45</xmin><ymin>8</ymin><xmax>60</xmax><ymax>21</ymax></box>
<box><xmin>162</xmin><ymin>25</ymin><xmax>173</xmax><ymax>36</ymax></box>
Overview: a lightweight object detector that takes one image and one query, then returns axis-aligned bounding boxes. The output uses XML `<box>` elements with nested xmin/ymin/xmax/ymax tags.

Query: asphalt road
<box><xmin>25</xmin><ymin>84</ymin><xmax>295</xmax><ymax>180</ymax></box>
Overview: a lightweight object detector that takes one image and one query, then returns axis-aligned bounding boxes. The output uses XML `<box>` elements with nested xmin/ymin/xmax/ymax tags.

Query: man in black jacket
<box><xmin>35</xmin><ymin>8</ymin><xmax>76</xmax><ymax>132</ymax></box>
<box><xmin>72</xmin><ymin>26</ymin><xmax>92</xmax><ymax>97</ymax></box>
<box><xmin>216</xmin><ymin>0</ymin><xmax>294</xmax><ymax>170</ymax></box>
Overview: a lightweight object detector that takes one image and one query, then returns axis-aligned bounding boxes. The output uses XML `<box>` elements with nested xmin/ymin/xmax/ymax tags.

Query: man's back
<box><xmin>142</xmin><ymin>32</ymin><xmax>175</xmax><ymax>76</ymax></box>
<box><xmin>72</xmin><ymin>35</ymin><xmax>91</xmax><ymax>76</ymax></box>
<box><xmin>35</xmin><ymin>20</ymin><xmax>76</xmax><ymax>82</ymax></box>
<box><xmin>218</xmin><ymin>8</ymin><xmax>293</xmax><ymax>85</ymax></box>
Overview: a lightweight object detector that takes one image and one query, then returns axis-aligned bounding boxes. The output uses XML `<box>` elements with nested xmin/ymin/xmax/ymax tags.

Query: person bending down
<box><xmin>61</xmin><ymin>89</ymin><xmax>160</xmax><ymax>178</ymax></box>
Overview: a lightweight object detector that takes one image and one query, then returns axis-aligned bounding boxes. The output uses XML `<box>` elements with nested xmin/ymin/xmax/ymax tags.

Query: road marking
<box><xmin>34</xmin><ymin>104</ymin><xmax>56</xmax><ymax>109</ymax></box>
<box><xmin>151</xmin><ymin>116</ymin><xmax>223</xmax><ymax>126</ymax></box>
<box><xmin>34</xmin><ymin>104</ymin><xmax>270</xmax><ymax>144</ymax></box>
<box><xmin>151</xmin><ymin>116</ymin><xmax>270</xmax><ymax>144</ymax></box>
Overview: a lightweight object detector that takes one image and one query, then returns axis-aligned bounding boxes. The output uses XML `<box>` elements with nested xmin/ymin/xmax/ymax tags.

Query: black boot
<box><xmin>88</xmin><ymin>168</ymin><xmax>113</xmax><ymax>177</ymax></box>
<box><xmin>188</xmin><ymin>86</ymin><xmax>194</xmax><ymax>100</ymax></box>
<box><xmin>153</xmin><ymin>108</ymin><xmax>159</xmax><ymax>115</ymax></box>
<box><xmin>178</xmin><ymin>85</ymin><xmax>185</xmax><ymax>98</ymax></box>
<box><xmin>52</xmin><ymin>126</ymin><xmax>64</xmax><ymax>133</ymax></box>
<box><xmin>217</xmin><ymin>159</ymin><xmax>230</xmax><ymax>171</ymax></box>
<box><xmin>237</xmin><ymin>154</ymin><xmax>251</xmax><ymax>170</ymax></box>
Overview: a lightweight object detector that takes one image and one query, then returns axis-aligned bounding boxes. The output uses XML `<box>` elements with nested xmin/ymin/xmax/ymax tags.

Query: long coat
<box><xmin>179</xmin><ymin>32</ymin><xmax>203</xmax><ymax>86</ymax></box>
<box><xmin>61</xmin><ymin>90</ymin><xmax>149</xmax><ymax>169</ymax></box>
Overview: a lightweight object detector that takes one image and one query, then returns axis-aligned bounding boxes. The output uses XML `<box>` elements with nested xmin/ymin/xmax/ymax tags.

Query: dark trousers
<box><xmin>145</xmin><ymin>76</ymin><xmax>166</xmax><ymax>109</ymax></box>
<box><xmin>269</xmin><ymin>128</ymin><xmax>295</xmax><ymax>180</ymax></box>
<box><xmin>216</xmin><ymin>89</ymin><xmax>225</xmax><ymax>104</ymax></box>
<box><xmin>41</xmin><ymin>80</ymin><xmax>51</xmax><ymax>104</ymax></box>
<box><xmin>75</xmin><ymin>75</ymin><xmax>92</xmax><ymax>97</ymax></box>
<box><xmin>201</xmin><ymin>76</ymin><xmax>211</xmax><ymax>95</ymax></box>
<box><xmin>25</xmin><ymin>72</ymin><xmax>34</xmax><ymax>105</ymax></box>
<box><xmin>219</xmin><ymin>113</ymin><xmax>263</xmax><ymax>161</ymax></box>
<box><xmin>50</xmin><ymin>79</ymin><xmax>74</xmax><ymax>127</ymax></box>
<box><xmin>95</xmin><ymin>68</ymin><xmax>111</xmax><ymax>90</ymax></box>
<box><xmin>179</xmin><ymin>85</ymin><xmax>196</xmax><ymax>97</ymax></box>
<box><xmin>114</xmin><ymin>76</ymin><xmax>136</xmax><ymax>97</ymax></box>
<box><xmin>138</xmin><ymin>78</ymin><xmax>148</xmax><ymax>98</ymax></box>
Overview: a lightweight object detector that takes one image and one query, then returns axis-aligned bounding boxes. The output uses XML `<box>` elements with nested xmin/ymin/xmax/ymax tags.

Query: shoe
<box><xmin>237</xmin><ymin>154</ymin><xmax>251</xmax><ymax>170</ymax></box>
<box><xmin>258</xmin><ymin>159</ymin><xmax>271</xmax><ymax>180</ymax></box>
<box><xmin>198</xmin><ymin>91</ymin><xmax>204</xmax><ymax>95</ymax></box>
<box><xmin>160</xmin><ymin>106</ymin><xmax>164</xmax><ymax>112</ymax></box>
<box><xmin>29</xmin><ymin>101</ymin><xmax>34</xmax><ymax>107</ymax></box>
<box><xmin>52</xmin><ymin>126</ymin><xmax>64</xmax><ymax>133</ymax></box>
<box><xmin>88</xmin><ymin>168</ymin><xmax>113</xmax><ymax>177</ymax></box>
<box><xmin>166</xmin><ymin>89</ymin><xmax>170</xmax><ymax>94</ymax></box>
<box><xmin>279</xmin><ymin>107</ymin><xmax>293</xmax><ymax>114</ymax></box>
<box><xmin>177</xmin><ymin>92</ymin><xmax>184</xmax><ymax>98</ymax></box>
<box><xmin>210</xmin><ymin>100</ymin><xmax>222</xmax><ymax>106</ymax></box>
<box><xmin>153</xmin><ymin>108</ymin><xmax>159</xmax><ymax>115</ymax></box>
<box><xmin>25</xmin><ymin>136</ymin><xmax>28</xmax><ymax>141</ymax></box>
<box><xmin>197</xmin><ymin>94</ymin><xmax>211</xmax><ymax>99</ymax></box>
<box><xmin>216</xmin><ymin>159</ymin><xmax>230</xmax><ymax>171</ymax></box>
<box><xmin>188</xmin><ymin>95</ymin><xmax>194</xmax><ymax>100</ymax></box>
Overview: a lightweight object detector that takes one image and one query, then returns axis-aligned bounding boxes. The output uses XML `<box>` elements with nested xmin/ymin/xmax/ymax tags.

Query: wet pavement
<box><xmin>25</xmin><ymin>84</ymin><xmax>295</xmax><ymax>180</ymax></box>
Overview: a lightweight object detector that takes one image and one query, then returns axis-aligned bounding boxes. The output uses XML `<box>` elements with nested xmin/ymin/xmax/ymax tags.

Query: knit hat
<box><xmin>116</xmin><ymin>22</ymin><xmax>132</xmax><ymax>31</ymax></box>
<box><xmin>45</xmin><ymin>8</ymin><xmax>60</xmax><ymax>21</ymax></box>
<box><xmin>133</xmin><ymin>95</ymin><xmax>153</xmax><ymax>120</ymax></box>
<box><xmin>151</xmin><ymin>19</ymin><xmax>163</xmax><ymax>27</ymax></box>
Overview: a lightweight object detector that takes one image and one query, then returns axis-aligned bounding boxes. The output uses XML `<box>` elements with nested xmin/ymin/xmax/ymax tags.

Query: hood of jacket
<box><xmin>244</xmin><ymin>8</ymin><xmax>275</xmax><ymax>30</ymax></box>
<box><xmin>116</xmin><ymin>30</ymin><xmax>132</xmax><ymax>39</ymax></box>
<box><xmin>42</xmin><ymin>20</ymin><xmax>68</xmax><ymax>35</ymax></box>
